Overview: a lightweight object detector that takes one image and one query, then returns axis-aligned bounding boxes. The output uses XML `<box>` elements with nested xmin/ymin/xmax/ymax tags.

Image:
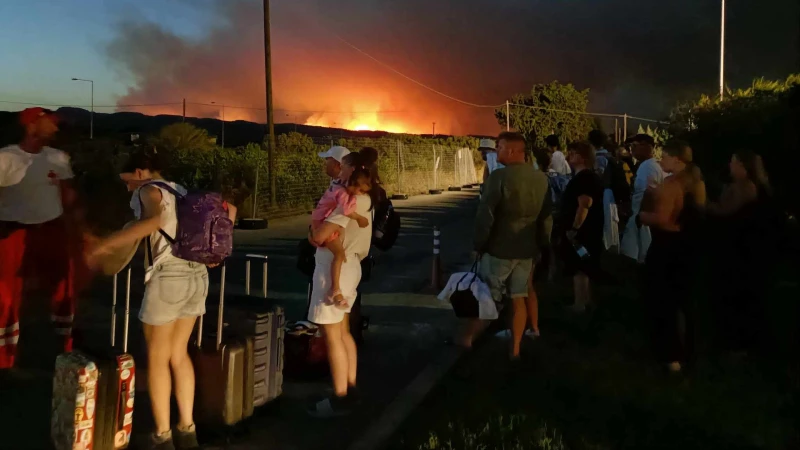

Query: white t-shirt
<box><xmin>131</xmin><ymin>181</ymin><xmax>187</xmax><ymax>281</ymax></box>
<box><xmin>0</xmin><ymin>145</ymin><xmax>74</xmax><ymax>224</ymax></box>
<box><xmin>550</xmin><ymin>150</ymin><xmax>570</xmax><ymax>175</ymax></box>
<box><xmin>318</xmin><ymin>193</ymin><xmax>373</xmax><ymax>261</ymax></box>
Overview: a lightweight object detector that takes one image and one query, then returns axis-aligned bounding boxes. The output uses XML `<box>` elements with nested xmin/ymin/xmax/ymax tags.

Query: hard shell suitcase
<box><xmin>192</xmin><ymin>263</ymin><xmax>245</xmax><ymax>427</ymax></box>
<box><xmin>209</xmin><ymin>254</ymin><xmax>284</xmax><ymax>406</ymax></box>
<box><xmin>52</xmin><ymin>267</ymin><xmax>136</xmax><ymax>450</ymax></box>
<box><xmin>92</xmin><ymin>268</ymin><xmax>136</xmax><ymax>450</ymax></box>
<box><xmin>51</xmin><ymin>351</ymin><xmax>100</xmax><ymax>450</ymax></box>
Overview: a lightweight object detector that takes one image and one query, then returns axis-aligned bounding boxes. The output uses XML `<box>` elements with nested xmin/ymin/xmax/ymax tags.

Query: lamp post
<box><xmin>720</xmin><ymin>0</ymin><xmax>726</xmax><ymax>100</ymax></box>
<box><xmin>211</xmin><ymin>102</ymin><xmax>226</xmax><ymax>148</ymax></box>
<box><xmin>71</xmin><ymin>78</ymin><xmax>93</xmax><ymax>139</ymax></box>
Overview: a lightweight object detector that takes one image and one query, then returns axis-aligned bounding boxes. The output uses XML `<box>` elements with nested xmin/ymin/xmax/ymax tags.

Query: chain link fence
<box><xmin>251</xmin><ymin>133</ymin><xmax>483</xmax><ymax>216</ymax></box>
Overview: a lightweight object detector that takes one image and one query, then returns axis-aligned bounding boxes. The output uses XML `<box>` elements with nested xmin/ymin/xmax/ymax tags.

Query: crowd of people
<box><xmin>0</xmin><ymin>107</ymin><xmax>785</xmax><ymax>448</ymax></box>
<box><xmin>472</xmin><ymin>130</ymin><xmax>780</xmax><ymax>372</ymax></box>
<box><xmin>0</xmin><ymin>108</ymin><xmax>386</xmax><ymax>448</ymax></box>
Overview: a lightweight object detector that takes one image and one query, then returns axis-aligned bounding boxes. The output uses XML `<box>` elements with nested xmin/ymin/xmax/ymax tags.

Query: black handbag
<box><xmin>449</xmin><ymin>260</ymin><xmax>481</xmax><ymax>318</ymax></box>
<box><xmin>297</xmin><ymin>238</ymin><xmax>316</xmax><ymax>277</ymax></box>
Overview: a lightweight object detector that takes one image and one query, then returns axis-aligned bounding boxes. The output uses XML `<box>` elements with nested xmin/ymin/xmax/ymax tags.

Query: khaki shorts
<box><xmin>479</xmin><ymin>254</ymin><xmax>533</xmax><ymax>301</ymax></box>
<box><xmin>140</xmin><ymin>260</ymin><xmax>208</xmax><ymax>326</ymax></box>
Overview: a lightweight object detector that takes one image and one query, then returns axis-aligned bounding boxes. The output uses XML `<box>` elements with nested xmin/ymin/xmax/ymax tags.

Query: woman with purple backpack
<box><xmin>87</xmin><ymin>148</ymin><xmax>236</xmax><ymax>450</ymax></box>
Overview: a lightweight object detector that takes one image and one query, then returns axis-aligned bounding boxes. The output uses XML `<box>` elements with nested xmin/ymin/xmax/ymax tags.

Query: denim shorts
<box><xmin>479</xmin><ymin>254</ymin><xmax>533</xmax><ymax>301</ymax></box>
<box><xmin>139</xmin><ymin>260</ymin><xmax>208</xmax><ymax>326</ymax></box>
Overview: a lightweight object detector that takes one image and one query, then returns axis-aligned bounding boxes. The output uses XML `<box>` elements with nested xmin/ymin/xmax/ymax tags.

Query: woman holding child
<box><xmin>306</xmin><ymin>148</ymin><xmax>380</xmax><ymax>417</ymax></box>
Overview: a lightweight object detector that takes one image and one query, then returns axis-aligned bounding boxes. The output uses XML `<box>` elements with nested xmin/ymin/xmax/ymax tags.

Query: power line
<box><xmin>331</xmin><ymin>33</ymin><xmax>504</xmax><ymax>109</ymax></box>
<box><xmin>0</xmin><ymin>100</ymin><xmax>182</xmax><ymax>108</ymax></box>
<box><xmin>509</xmin><ymin>102</ymin><xmax>666</xmax><ymax>124</ymax></box>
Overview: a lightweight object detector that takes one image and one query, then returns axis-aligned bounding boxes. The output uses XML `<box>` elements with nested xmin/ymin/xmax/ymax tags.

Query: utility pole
<box><xmin>263</xmin><ymin>0</ymin><xmax>277</xmax><ymax>208</ymax></box>
<box><xmin>71</xmin><ymin>78</ymin><xmax>94</xmax><ymax>139</ymax></box>
<box><xmin>719</xmin><ymin>0</ymin><xmax>726</xmax><ymax>100</ymax></box>
<box><xmin>505</xmin><ymin>100</ymin><xmax>510</xmax><ymax>131</ymax></box>
<box><xmin>432</xmin><ymin>122</ymin><xmax>436</xmax><ymax>137</ymax></box>
<box><xmin>182</xmin><ymin>98</ymin><xmax>186</xmax><ymax>122</ymax></box>
<box><xmin>623</xmin><ymin>114</ymin><xmax>628</xmax><ymax>141</ymax></box>
<box><xmin>211</xmin><ymin>102</ymin><xmax>226</xmax><ymax>148</ymax></box>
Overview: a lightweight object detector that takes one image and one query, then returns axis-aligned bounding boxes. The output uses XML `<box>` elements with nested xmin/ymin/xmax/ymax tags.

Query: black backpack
<box><xmin>372</xmin><ymin>188</ymin><xmax>400</xmax><ymax>251</ymax></box>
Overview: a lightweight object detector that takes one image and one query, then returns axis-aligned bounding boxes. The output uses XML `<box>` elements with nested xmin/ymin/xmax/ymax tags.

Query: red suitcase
<box><xmin>52</xmin><ymin>267</ymin><xmax>136</xmax><ymax>450</ymax></box>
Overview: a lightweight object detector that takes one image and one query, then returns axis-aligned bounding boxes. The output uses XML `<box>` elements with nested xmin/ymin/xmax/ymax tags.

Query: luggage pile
<box><xmin>194</xmin><ymin>255</ymin><xmax>285</xmax><ymax>426</ymax></box>
<box><xmin>50</xmin><ymin>254</ymin><xmax>285</xmax><ymax>450</ymax></box>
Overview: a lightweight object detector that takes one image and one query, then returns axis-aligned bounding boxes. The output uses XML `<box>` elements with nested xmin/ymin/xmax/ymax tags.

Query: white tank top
<box><xmin>130</xmin><ymin>181</ymin><xmax>187</xmax><ymax>281</ymax></box>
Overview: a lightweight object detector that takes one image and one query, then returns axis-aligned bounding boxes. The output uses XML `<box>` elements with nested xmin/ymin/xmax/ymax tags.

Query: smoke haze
<box><xmin>107</xmin><ymin>0</ymin><xmax>799</xmax><ymax>135</ymax></box>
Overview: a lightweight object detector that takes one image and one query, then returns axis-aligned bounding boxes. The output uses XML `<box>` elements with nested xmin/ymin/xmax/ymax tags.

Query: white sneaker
<box><xmin>495</xmin><ymin>329</ymin><xmax>512</xmax><ymax>339</ymax></box>
<box><xmin>525</xmin><ymin>329</ymin><xmax>540</xmax><ymax>340</ymax></box>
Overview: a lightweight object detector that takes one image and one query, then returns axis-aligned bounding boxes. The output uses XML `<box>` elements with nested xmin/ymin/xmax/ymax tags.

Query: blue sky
<box><xmin>0</xmin><ymin>0</ymin><xmax>213</xmax><ymax>112</ymax></box>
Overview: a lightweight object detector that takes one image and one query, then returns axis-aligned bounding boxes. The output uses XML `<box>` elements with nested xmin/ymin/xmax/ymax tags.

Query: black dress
<box><xmin>644</xmin><ymin>191</ymin><xmax>703</xmax><ymax>364</ymax></box>
<box><xmin>558</xmin><ymin>169</ymin><xmax>605</xmax><ymax>277</ymax></box>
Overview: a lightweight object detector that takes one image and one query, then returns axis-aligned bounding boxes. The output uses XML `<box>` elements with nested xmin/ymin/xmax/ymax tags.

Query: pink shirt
<box><xmin>312</xmin><ymin>185</ymin><xmax>356</xmax><ymax>226</ymax></box>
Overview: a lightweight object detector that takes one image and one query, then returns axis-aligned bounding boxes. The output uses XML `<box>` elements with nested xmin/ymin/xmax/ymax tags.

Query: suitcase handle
<box><xmin>244</xmin><ymin>254</ymin><xmax>268</xmax><ymax>298</ymax></box>
<box><xmin>111</xmin><ymin>267</ymin><xmax>133</xmax><ymax>353</ymax></box>
<box><xmin>197</xmin><ymin>254</ymin><xmax>268</xmax><ymax>351</ymax></box>
<box><xmin>197</xmin><ymin>261</ymin><xmax>228</xmax><ymax>351</ymax></box>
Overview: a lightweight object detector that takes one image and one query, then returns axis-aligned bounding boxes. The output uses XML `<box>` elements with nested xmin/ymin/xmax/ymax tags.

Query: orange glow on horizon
<box><xmin>303</xmin><ymin>109</ymin><xmax>418</xmax><ymax>134</ymax></box>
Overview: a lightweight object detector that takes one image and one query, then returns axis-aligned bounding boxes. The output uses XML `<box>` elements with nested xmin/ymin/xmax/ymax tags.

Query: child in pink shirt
<box><xmin>311</xmin><ymin>173</ymin><xmax>371</xmax><ymax>308</ymax></box>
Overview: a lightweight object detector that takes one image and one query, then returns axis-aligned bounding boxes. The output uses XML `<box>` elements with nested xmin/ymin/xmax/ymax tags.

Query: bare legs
<box><xmin>143</xmin><ymin>316</ymin><xmax>198</xmax><ymax>436</ymax></box>
<box><xmin>321</xmin><ymin>313</ymin><xmax>357</xmax><ymax>397</ymax></box>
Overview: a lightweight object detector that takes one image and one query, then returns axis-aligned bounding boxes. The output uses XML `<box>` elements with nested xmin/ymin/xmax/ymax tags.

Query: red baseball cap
<box><xmin>19</xmin><ymin>107</ymin><xmax>60</xmax><ymax>126</ymax></box>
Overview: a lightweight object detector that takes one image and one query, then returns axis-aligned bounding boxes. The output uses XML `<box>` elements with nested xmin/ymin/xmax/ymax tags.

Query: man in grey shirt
<box><xmin>474</xmin><ymin>132</ymin><xmax>552</xmax><ymax>359</ymax></box>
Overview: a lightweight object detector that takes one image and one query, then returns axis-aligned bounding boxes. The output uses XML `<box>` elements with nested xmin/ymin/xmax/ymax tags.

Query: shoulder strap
<box><xmin>137</xmin><ymin>184</ymin><xmax>177</xmax><ymax>263</ymax></box>
<box><xmin>144</xmin><ymin>180</ymin><xmax>184</xmax><ymax>198</ymax></box>
<box><xmin>457</xmin><ymin>258</ymin><xmax>480</xmax><ymax>287</ymax></box>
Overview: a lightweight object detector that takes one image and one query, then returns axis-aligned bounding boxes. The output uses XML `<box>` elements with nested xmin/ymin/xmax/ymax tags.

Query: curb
<box><xmin>347</xmin><ymin>345</ymin><xmax>465</xmax><ymax>450</ymax></box>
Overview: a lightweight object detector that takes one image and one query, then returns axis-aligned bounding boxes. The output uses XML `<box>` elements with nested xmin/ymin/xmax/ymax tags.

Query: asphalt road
<box><xmin>0</xmin><ymin>189</ymin><xmax>480</xmax><ymax>450</ymax></box>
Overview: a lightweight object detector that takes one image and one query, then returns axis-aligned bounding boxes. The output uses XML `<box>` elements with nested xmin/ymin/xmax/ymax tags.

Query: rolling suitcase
<box><xmin>193</xmin><ymin>262</ymin><xmax>246</xmax><ymax>427</ymax></box>
<box><xmin>52</xmin><ymin>267</ymin><xmax>136</xmax><ymax>450</ymax></box>
<box><xmin>207</xmin><ymin>255</ymin><xmax>284</xmax><ymax>407</ymax></box>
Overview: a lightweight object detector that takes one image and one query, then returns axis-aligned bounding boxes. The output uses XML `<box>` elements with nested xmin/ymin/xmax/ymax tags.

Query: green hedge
<box><xmin>65</xmin><ymin>132</ymin><xmax>482</xmax><ymax>234</ymax></box>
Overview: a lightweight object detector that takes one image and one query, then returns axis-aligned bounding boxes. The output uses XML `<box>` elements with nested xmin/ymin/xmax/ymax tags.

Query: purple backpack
<box><xmin>143</xmin><ymin>181</ymin><xmax>233</xmax><ymax>265</ymax></box>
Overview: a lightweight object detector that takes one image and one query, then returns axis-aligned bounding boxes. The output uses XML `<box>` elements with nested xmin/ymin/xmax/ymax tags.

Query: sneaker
<box><xmin>307</xmin><ymin>395</ymin><xmax>352</xmax><ymax>418</ymax></box>
<box><xmin>174</xmin><ymin>424</ymin><xmax>200</xmax><ymax>450</ymax></box>
<box><xmin>148</xmin><ymin>431</ymin><xmax>175</xmax><ymax>450</ymax></box>
<box><xmin>667</xmin><ymin>362</ymin><xmax>682</xmax><ymax>373</ymax></box>
<box><xmin>524</xmin><ymin>329</ymin><xmax>540</xmax><ymax>340</ymax></box>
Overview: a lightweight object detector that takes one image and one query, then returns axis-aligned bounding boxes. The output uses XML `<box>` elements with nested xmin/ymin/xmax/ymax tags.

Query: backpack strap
<box><xmin>143</xmin><ymin>180</ymin><xmax>184</xmax><ymax>199</ymax></box>
<box><xmin>137</xmin><ymin>183</ymin><xmax>178</xmax><ymax>268</ymax></box>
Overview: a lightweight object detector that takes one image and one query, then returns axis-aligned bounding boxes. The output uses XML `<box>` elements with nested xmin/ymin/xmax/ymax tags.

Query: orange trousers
<box><xmin>0</xmin><ymin>218</ymin><xmax>90</xmax><ymax>369</ymax></box>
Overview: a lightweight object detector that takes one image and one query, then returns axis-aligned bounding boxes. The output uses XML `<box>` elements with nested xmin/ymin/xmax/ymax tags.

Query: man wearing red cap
<box><xmin>0</xmin><ymin>108</ymin><xmax>83</xmax><ymax>370</ymax></box>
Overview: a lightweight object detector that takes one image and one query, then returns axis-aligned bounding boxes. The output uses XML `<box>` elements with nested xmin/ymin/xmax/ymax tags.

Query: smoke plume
<box><xmin>107</xmin><ymin>0</ymin><xmax>799</xmax><ymax>135</ymax></box>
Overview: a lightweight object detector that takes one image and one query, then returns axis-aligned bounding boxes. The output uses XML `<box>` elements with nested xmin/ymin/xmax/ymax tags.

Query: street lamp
<box><xmin>720</xmin><ymin>0</ymin><xmax>726</xmax><ymax>100</ymax></box>
<box><xmin>71</xmin><ymin>78</ymin><xmax>93</xmax><ymax>139</ymax></box>
<box><xmin>211</xmin><ymin>102</ymin><xmax>226</xmax><ymax>148</ymax></box>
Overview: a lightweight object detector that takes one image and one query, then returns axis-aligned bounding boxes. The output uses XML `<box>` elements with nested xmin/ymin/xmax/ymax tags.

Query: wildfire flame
<box><xmin>304</xmin><ymin>109</ymin><xmax>412</xmax><ymax>134</ymax></box>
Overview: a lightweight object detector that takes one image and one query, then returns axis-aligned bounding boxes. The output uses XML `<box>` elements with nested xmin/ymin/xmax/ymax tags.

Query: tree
<box><xmin>669</xmin><ymin>74</ymin><xmax>800</xmax><ymax>214</ymax></box>
<box><xmin>150</xmin><ymin>122</ymin><xmax>216</xmax><ymax>153</ymax></box>
<box><xmin>496</xmin><ymin>81</ymin><xmax>594</xmax><ymax>147</ymax></box>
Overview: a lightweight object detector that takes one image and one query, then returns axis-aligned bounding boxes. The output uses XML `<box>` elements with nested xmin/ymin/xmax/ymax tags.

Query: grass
<box><xmin>391</xmin><ymin>253</ymin><xmax>800</xmax><ymax>450</ymax></box>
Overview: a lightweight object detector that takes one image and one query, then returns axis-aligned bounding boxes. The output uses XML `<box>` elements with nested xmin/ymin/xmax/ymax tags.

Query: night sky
<box><xmin>2</xmin><ymin>0</ymin><xmax>798</xmax><ymax>135</ymax></box>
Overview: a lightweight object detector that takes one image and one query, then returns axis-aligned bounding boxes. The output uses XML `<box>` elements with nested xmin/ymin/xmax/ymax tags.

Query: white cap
<box><xmin>318</xmin><ymin>145</ymin><xmax>351</xmax><ymax>162</ymax></box>
<box><xmin>479</xmin><ymin>139</ymin><xmax>496</xmax><ymax>150</ymax></box>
